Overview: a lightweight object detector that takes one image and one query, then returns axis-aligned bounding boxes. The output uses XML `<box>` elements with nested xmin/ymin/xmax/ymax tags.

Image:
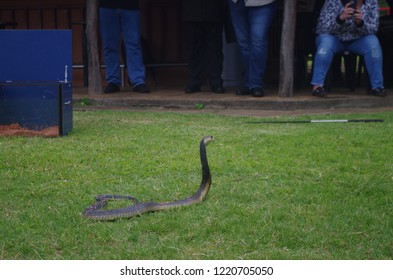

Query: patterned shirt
<box><xmin>316</xmin><ymin>0</ymin><xmax>380</xmax><ymax>42</ymax></box>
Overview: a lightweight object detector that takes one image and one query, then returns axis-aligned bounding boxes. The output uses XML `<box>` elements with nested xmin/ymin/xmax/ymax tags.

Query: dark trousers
<box><xmin>184</xmin><ymin>21</ymin><xmax>224</xmax><ymax>88</ymax></box>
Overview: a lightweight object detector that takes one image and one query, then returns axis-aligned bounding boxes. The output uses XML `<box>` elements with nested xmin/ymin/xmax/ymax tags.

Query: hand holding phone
<box><xmin>349</xmin><ymin>0</ymin><xmax>357</xmax><ymax>9</ymax></box>
<box><xmin>340</xmin><ymin>2</ymin><xmax>356</xmax><ymax>20</ymax></box>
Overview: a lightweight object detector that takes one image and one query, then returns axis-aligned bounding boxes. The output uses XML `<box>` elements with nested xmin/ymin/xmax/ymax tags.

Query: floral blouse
<box><xmin>315</xmin><ymin>0</ymin><xmax>380</xmax><ymax>42</ymax></box>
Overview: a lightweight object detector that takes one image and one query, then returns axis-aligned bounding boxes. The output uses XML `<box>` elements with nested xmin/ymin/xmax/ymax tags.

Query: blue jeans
<box><xmin>311</xmin><ymin>34</ymin><xmax>384</xmax><ymax>89</ymax></box>
<box><xmin>100</xmin><ymin>8</ymin><xmax>145</xmax><ymax>86</ymax></box>
<box><xmin>227</xmin><ymin>0</ymin><xmax>277</xmax><ymax>90</ymax></box>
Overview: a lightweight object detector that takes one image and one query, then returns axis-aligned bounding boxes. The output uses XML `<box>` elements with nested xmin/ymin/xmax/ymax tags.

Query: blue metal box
<box><xmin>0</xmin><ymin>30</ymin><xmax>72</xmax><ymax>136</ymax></box>
<box><xmin>0</xmin><ymin>82</ymin><xmax>72</xmax><ymax>136</ymax></box>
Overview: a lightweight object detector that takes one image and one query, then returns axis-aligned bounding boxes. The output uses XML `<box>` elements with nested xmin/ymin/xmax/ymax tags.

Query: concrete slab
<box><xmin>73</xmin><ymin>86</ymin><xmax>393</xmax><ymax>114</ymax></box>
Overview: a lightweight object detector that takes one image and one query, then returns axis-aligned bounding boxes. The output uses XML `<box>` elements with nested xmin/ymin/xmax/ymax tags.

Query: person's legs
<box><xmin>227</xmin><ymin>0</ymin><xmax>250</xmax><ymax>89</ymax></box>
<box><xmin>120</xmin><ymin>9</ymin><xmax>146</xmax><ymax>87</ymax></box>
<box><xmin>100</xmin><ymin>8</ymin><xmax>122</xmax><ymax>86</ymax></box>
<box><xmin>205</xmin><ymin>22</ymin><xmax>224</xmax><ymax>90</ymax></box>
<box><xmin>185</xmin><ymin>22</ymin><xmax>204</xmax><ymax>90</ymax></box>
<box><xmin>311</xmin><ymin>34</ymin><xmax>345</xmax><ymax>88</ymax></box>
<box><xmin>247</xmin><ymin>1</ymin><xmax>277</xmax><ymax>90</ymax></box>
<box><xmin>347</xmin><ymin>35</ymin><xmax>384</xmax><ymax>90</ymax></box>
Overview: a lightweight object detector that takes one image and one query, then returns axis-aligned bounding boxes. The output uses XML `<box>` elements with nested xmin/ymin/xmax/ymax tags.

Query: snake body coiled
<box><xmin>83</xmin><ymin>136</ymin><xmax>214</xmax><ymax>221</ymax></box>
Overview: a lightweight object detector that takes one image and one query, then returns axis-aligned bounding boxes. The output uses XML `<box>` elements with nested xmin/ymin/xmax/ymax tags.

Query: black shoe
<box><xmin>251</xmin><ymin>87</ymin><xmax>264</xmax><ymax>97</ymax></box>
<box><xmin>368</xmin><ymin>87</ymin><xmax>386</xmax><ymax>97</ymax></box>
<box><xmin>104</xmin><ymin>83</ymin><xmax>120</xmax><ymax>94</ymax></box>
<box><xmin>235</xmin><ymin>88</ymin><xmax>250</xmax><ymax>96</ymax></box>
<box><xmin>211</xmin><ymin>85</ymin><xmax>225</xmax><ymax>94</ymax></box>
<box><xmin>185</xmin><ymin>85</ymin><xmax>201</xmax><ymax>94</ymax></box>
<box><xmin>133</xmin><ymin>83</ymin><xmax>150</xmax><ymax>93</ymax></box>
<box><xmin>312</xmin><ymin>86</ymin><xmax>327</xmax><ymax>97</ymax></box>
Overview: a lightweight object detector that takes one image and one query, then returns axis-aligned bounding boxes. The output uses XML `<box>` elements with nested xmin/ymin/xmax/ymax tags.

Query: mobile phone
<box><xmin>348</xmin><ymin>0</ymin><xmax>357</xmax><ymax>9</ymax></box>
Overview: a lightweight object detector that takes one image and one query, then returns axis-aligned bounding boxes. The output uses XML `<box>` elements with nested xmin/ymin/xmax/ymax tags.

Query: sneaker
<box><xmin>133</xmin><ymin>83</ymin><xmax>150</xmax><ymax>93</ymax></box>
<box><xmin>312</xmin><ymin>86</ymin><xmax>327</xmax><ymax>97</ymax></box>
<box><xmin>104</xmin><ymin>83</ymin><xmax>120</xmax><ymax>94</ymax></box>
<box><xmin>368</xmin><ymin>87</ymin><xmax>386</xmax><ymax>97</ymax></box>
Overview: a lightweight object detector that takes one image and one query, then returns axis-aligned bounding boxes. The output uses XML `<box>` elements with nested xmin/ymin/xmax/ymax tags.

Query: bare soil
<box><xmin>0</xmin><ymin>123</ymin><xmax>59</xmax><ymax>137</ymax></box>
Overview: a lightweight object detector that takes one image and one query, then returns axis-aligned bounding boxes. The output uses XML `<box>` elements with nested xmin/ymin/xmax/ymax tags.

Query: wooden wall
<box><xmin>0</xmin><ymin>0</ymin><xmax>286</xmax><ymax>88</ymax></box>
<box><xmin>0</xmin><ymin>0</ymin><xmax>189</xmax><ymax>87</ymax></box>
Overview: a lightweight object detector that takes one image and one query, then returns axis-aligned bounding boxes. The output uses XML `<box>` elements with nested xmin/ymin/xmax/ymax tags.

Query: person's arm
<box><xmin>354</xmin><ymin>0</ymin><xmax>379</xmax><ymax>35</ymax></box>
<box><xmin>316</xmin><ymin>0</ymin><xmax>344</xmax><ymax>34</ymax></box>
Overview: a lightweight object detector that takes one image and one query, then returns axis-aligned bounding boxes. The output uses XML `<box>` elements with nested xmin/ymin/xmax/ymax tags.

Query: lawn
<box><xmin>0</xmin><ymin>110</ymin><xmax>392</xmax><ymax>260</ymax></box>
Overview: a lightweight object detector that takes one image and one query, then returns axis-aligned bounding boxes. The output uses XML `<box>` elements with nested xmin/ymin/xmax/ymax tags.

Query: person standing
<box><xmin>311</xmin><ymin>0</ymin><xmax>386</xmax><ymax>97</ymax></box>
<box><xmin>227</xmin><ymin>0</ymin><xmax>278</xmax><ymax>97</ymax></box>
<box><xmin>182</xmin><ymin>0</ymin><xmax>226</xmax><ymax>94</ymax></box>
<box><xmin>99</xmin><ymin>0</ymin><xmax>150</xmax><ymax>93</ymax></box>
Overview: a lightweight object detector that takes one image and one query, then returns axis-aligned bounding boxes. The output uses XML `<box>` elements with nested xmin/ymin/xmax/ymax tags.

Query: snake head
<box><xmin>203</xmin><ymin>136</ymin><xmax>214</xmax><ymax>145</ymax></box>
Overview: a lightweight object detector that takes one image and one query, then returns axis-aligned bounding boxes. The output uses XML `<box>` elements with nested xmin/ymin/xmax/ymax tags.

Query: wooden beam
<box><xmin>278</xmin><ymin>0</ymin><xmax>297</xmax><ymax>97</ymax></box>
<box><xmin>86</xmin><ymin>0</ymin><xmax>102</xmax><ymax>95</ymax></box>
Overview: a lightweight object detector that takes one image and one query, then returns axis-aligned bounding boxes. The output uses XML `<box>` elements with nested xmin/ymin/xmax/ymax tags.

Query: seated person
<box><xmin>311</xmin><ymin>0</ymin><xmax>386</xmax><ymax>97</ymax></box>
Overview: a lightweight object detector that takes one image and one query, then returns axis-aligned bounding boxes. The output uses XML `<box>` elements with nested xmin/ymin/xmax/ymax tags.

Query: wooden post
<box><xmin>86</xmin><ymin>0</ymin><xmax>102</xmax><ymax>95</ymax></box>
<box><xmin>278</xmin><ymin>0</ymin><xmax>297</xmax><ymax>97</ymax></box>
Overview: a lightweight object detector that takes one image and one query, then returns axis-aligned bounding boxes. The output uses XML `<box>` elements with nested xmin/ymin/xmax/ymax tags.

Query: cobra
<box><xmin>83</xmin><ymin>136</ymin><xmax>214</xmax><ymax>221</ymax></box>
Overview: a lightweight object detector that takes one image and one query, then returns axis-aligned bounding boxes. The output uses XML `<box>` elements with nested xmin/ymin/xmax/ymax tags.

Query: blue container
<box><xmin>0</xmin><ymin>30</ymin><xmax>73</xmax><ymax>136</ymax></box>
<box><xmin>0</xmin><ymin>82</ymin><xmax>72</xmax><ymax>135</ymax></box>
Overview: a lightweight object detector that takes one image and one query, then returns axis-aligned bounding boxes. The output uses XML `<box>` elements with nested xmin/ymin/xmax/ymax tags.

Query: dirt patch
<box><xmin>0</xmin><ymin>123</ymin><xmax>59</xmax><ymax>137</ymax></box>
<box><xmin>75</xmin><ymin>104</ymin><xmax>393</xmax><ymax>118</ymax></box>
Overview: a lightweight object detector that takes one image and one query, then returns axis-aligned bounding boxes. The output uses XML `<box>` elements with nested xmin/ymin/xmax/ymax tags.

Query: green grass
<box><xmin>1</xmin><ymin>110</ymin><xmax>392</xmax><ymax>260</ymax></box>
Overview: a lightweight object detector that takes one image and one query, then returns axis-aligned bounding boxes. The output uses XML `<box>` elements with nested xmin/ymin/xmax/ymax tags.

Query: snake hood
<box><xmin>83</xmin><ymin>136</ymin><xmax>214</xmax><ymax>221</ymax></box>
